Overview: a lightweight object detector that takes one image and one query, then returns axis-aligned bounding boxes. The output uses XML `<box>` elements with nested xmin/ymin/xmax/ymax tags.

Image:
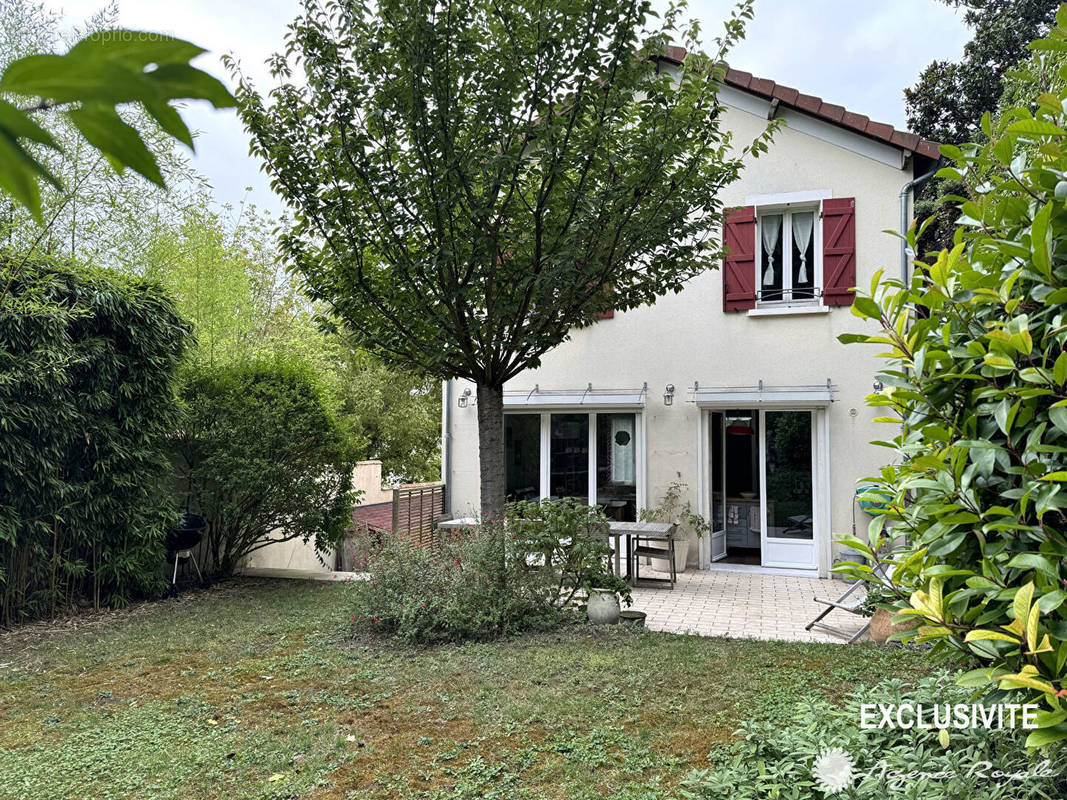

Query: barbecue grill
<box><xmin>166</xmin><ymin>513</ymin><xmax>207</xmax><ymax>595</ymax></box>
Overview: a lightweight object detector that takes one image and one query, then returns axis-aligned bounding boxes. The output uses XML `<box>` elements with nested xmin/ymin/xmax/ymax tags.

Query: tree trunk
<box><xmin>476</xmin><ymin>382</ymin><xmax>506</xmax><ymax>523</ymax></box>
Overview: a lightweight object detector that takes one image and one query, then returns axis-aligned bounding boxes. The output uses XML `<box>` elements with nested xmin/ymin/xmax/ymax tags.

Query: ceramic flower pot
<box><xmin>869</xmin><ymin>607</ymin><xmax>912</xmax><ymax>643</ymax></box>
<box><xmin>651</xmin><ymin>538</ymin><xmax>689</xmax><ymax>574</ymax></box>
<box><xmin>587</xmin><ymin>588</ymin><xmax>621</xmax><ymax>624</ymax></box>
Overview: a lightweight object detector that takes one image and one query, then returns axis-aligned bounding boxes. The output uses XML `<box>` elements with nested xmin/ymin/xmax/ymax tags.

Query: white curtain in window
<box><xmin>761</xmin><ymin>215</ymin><xmax>782</xmax><ymax>286</ymax></box>
<box><xmin>610</xmin><ymin>416</ymin><xmax>635</xmax><ymax>484</ymax></box>
<box><xmin>791</xmin><ymin>211</ymin><xmax>814</xmax><ymax>283</ymax></box>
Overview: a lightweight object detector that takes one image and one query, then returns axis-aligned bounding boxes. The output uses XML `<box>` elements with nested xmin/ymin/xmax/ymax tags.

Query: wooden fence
<box><xmin>392</xmin><ymin>483</ymin><xmax>446</xmax><ymax>547</ymax></box>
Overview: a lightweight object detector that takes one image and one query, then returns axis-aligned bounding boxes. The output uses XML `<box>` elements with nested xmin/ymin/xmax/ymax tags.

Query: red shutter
<box><xmin>589</xmin><ymin>281</ymin><xmax>614</xmax><ymax>319</ymax></box>
<box><xmin>722</xmin><ymin>206</ymin><xmax>756</xmax><ymax>311</ymax></box>
<box><xmin>822</xmin><ymin>197</ymin><xmax>856</xmax><ymax>307</ymax></box>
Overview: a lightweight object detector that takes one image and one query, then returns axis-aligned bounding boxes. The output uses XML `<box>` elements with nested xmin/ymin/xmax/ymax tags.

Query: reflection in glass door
<box><xmin>709</xmin><ymin>412</ymin><xmax>726</xmax><ymax>561</ymax></box>
<box><xmin>550</xmin><ymin>414</ymin><xmax>589</xmax><ymax>503</ymax></box>
<box><xmin>595</xmin><ymin>413</ymin><xmax>637</xmax><ymax>521</ymax></box>
<box><xmin>504</xmin><ymin>415</ymin><xmax>541</xmax><ymax>502</ymax></box>
<box><xmin>761</xmin><ymin>410</ymin><xmax>815</xmax><ymax>568</ymax></box>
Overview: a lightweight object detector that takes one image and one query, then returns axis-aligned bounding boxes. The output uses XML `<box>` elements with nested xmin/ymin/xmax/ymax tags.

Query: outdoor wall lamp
<box><xmin>458</xmin><ymin>388</ymin><xmax>475</xmax><ymax>408</ymax></box>
<box><xmin>663</xmin><ymin>384</ymin><xmax>675</xmax><ymax>406</ymax></box>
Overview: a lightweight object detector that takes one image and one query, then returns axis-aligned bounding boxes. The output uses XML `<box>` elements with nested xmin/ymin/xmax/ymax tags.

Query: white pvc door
<box><xmin>759</xmin><ymin>409</ymin><xmax>817</xmax><ymax>569</ymax></box>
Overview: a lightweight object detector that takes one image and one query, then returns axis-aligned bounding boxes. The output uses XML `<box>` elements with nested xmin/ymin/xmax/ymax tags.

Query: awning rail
<box><xmin>503</xmin><ymin>383</ymin><xmax>647</xmax><ymax>408</ymax></box>
<box><xmin>689</xmin><ymin>379</ymin><xmax>836</xmax><ymax>407</ymax></box>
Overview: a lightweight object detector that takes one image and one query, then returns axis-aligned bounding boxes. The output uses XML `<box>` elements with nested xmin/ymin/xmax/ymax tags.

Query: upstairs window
<box><xmin>721</xmin><ymin>197</ymin><xmax>855</xmax><ymax>312</ymax></box>
<box><xmin>756</xmin><ymin>207</ymin><xmax>818</xmax><ymax>305</ymax></box>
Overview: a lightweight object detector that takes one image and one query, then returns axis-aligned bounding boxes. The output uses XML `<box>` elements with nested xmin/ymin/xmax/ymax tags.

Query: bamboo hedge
<box><xmin>0</xmin><ymin>255</ymin><xmax>190</xmax><ymax>624</ymax></box>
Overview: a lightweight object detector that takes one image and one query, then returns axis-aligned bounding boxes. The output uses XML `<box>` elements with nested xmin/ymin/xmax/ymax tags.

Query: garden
<box><xmin>2</xmin><ymin>0</ymin><xmax>1067</xmax><ymax>797</ymax></box>
<box><xmin>0</xmin><ymin>578</ymin><xmax>934</xmax><ymax>800</ymax></box>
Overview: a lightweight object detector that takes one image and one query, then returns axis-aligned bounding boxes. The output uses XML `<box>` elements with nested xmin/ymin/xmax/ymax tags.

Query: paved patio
<box><xmin>628</xmin><ymin>567</ymin><xmax>869</xmax><ymax>644</ymax></box>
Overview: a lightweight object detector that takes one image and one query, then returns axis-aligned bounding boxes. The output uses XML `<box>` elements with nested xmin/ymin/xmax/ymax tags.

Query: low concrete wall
<box><xmin>239</xmin><ymin>461</ymin><xmax>395</xmax><ymax>573</ymax></box>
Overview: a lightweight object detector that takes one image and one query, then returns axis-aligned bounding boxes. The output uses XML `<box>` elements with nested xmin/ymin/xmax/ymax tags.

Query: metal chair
<box><xmin>629</xmin><ymin>531</ymin><xmax>677</xmax><ymax>589</ymax></box>
<box><xmin>805</xmin><ymin>580</ymin><xmax>869</xmax><ymax>643</ymax></box>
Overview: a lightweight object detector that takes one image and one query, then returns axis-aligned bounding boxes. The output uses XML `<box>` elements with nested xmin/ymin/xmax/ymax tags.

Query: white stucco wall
<box><xmin>240</xmin><ymin>462</ymin><xmax>393</xmax><ymax>573</ymax></box>
<box><xmin>444</xmin><ymin>85</ymin><xmax>919</xmax><ymax>576</ymax></box>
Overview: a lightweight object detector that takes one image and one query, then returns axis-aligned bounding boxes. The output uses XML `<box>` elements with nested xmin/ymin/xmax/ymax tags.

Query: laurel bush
<box><xmin>837</xmin><ymin>12</ymin><xmax>1067</xmax><ymax>748</ymax></box>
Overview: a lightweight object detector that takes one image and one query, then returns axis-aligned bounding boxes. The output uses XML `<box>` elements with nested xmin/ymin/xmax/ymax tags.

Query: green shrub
<box><xmin>837</xmin><ymin>13</ymin><xmax>1067</xmax><ymax>747</ymax></box>
<box><xmin>171</xmin><ymin>359</ymin><xmax>357</xmax><ymax>577</ymax></box>
<box><xmin>0</xmin><ymin>255</ymin><xmax>190</xmax><ymax>623</ymax></box>
<box><xmin>683</xmin><ymin>674</ymin><xmax>1065</xmax><ymax>800</ymax></box>
<box><xmin>350</xmin><ymin>499</ymin><xmax>624</xmax><ymax>643</ymax></box>
<box><xmin>507</xmin><ymin>499</ymin><xmax>632</xmax><ymax>603</ymax></box>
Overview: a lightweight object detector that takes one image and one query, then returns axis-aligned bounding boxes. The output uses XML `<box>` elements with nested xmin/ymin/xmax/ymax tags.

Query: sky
<box><xmin>56</xmin><ymin>0</ymin><xmax>972</xmax><ymax>216</ymax></box>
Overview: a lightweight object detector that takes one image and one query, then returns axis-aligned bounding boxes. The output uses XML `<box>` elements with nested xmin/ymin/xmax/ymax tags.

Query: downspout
<box><xmin>899</xmin><ymin>162</ymin><xmax>940</xmax><ymax>285</ymax></box>
<box><xmin>442</xmin><ymin>379</ymin><xmax>452</xmax><ymax>514</ymax></box>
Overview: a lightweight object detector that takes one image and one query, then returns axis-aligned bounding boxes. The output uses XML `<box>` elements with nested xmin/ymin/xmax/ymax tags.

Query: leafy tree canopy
<box><xmin>905</xmin><ymin>0</ymin><xmax>1060</xmax><ymax>145</ymax></box>
<box><xmin>233</xmin><ymin>0</ymin><xmax>772</xmax><ymax>514</ymax></box>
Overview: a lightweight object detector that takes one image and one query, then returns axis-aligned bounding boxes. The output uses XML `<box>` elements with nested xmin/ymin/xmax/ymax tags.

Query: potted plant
<box><xmin>639</xmin><ymin>476</ymin><xmax>712</xmax><ymax>574</ymax></box>
<box><xmin>860</xmin><ymin>582</ymin><xmax>915</xmax><ymax>643</ymax></box>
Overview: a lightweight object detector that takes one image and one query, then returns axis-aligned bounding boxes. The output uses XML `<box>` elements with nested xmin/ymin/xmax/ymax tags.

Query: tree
<box><xmin>0</xmin><ymin>1</ymin><xmax>206</xmax><ymax>268</ymax></box>
<box><xmin>837</xmin><ymin>12</ymin><xmax>1067</xmax><ymax>748</ymax></box>
<box><xmin>905</xmin><ymin>0</ymin><xmax>1060</xmax><ymax>256</ymax></box>
<box><xmin>330</xmin><ymin>350</ymin><xmax>442</xmax><ymax>482</ymax></box>
<box><xmin>140</xmin><ymin>198</ymin><xmax>443</xmax><ymax>481</ymax></box>
<box><xmin>171</xmin><ymin>360</ymin><xmax>356</xmax><ymax>577</ymax></box>
<box><xmin>905</xmin><ymin>0</ymin><xmax>1059</xmax><ymax>145</ymax></box>
<box><xmin>232</xmin><ymin>0</ymin><xmax>772</xmax><ymax>517</ymax></box>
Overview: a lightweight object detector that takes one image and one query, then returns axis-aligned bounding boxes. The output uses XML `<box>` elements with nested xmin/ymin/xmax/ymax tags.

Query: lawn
<box><xmin>0</xmin><ymin>579</ymin><xmax>931</xmax><ymax>800</ymax></box>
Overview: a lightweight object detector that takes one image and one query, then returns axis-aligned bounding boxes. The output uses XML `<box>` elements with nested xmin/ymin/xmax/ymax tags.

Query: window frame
<box><xmin>754</xmin><ymin>202</ymin><xmax>823</xmax><ymax>308</ymax></box>
<box><xmin>503</xmin><ymin>409</ymin><xmax>645</xmax><ymax>518</ymax></box>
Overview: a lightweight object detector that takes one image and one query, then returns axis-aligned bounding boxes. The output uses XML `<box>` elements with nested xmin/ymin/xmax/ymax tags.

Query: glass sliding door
<box><xmin>504</xmin><ymin>414</ymin><xmax>541</xmax><ymax>501</ymax></box>
<box><xmin>709</xmin><ymin>411</ymin><xmax>727</xmax><ymax>561</ymax></box>
<box><xmin>549</xmin><ymin>414</ymin><xmax>589</xmax><ymax>503</ymax></box>
<box><xmin>761</xmin><ymin>409</ymin><xmax>816</xmax><ymax>568</ymax></box>
<box><xmin>595</xmin><ymin>413</ymin><xmax>636</xmax><ymax>521</ymax></box>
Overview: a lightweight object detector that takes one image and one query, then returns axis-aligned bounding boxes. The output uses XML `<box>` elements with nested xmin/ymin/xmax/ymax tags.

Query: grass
<box><xmin>0</xmin><ymin>578</ymin><xmax>932</xmax><ymax>800</ymax></box>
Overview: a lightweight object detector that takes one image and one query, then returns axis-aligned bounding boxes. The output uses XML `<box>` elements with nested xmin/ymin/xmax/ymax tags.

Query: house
<box><xmin>440</xmin><ymin>53</ymin><xmax>940</xmax><ymax>578</ymax></box>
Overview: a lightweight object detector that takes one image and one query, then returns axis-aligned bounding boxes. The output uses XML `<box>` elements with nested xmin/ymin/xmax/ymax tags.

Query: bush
<box><xmin>0</xmin><ymin>255</ymin><xmax>190</xmax><ymax>623</ymax></box>
<box><xmin>171</xmin><ymin>359</ymin><xmax>357</xmax><ymax>577</ymax></box>
<box><xmin>838</xmin><ymin>16</ymin><xmax>1067</xmax><ymax>747</ymax></box>
<box><xmin>683</xmin><ymin>674</ymin><xmax>1065</xmax><ymax>800</ymax></box>
<box><xmin>350</xmin><ymin>499</ymin><xmax>625</xmax><ymax>643</ymax></box>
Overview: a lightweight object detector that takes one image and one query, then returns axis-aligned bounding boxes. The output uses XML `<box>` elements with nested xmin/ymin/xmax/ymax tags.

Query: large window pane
<box><xmin>550</xmin><ymin>414</ymin><xmax>588</xmax><ymax>503</ymax></box>
<box><xmin>790</xmin><ymin>210</ymin><xmax>816</xmax><ymax>299</ymax></box>
<box><xmin>759</xmin><ymin>213</ymin><xmax>783</xmax><ymax>301</ymax></box>
<box><xmin>505</xmin><ymin>414</ymin><xmax>541</xmax><ymax>502</ymax></box>
<box><xmin>596</xmin><ymin>413</ymin><xmax>636</xmax><ymax>521</ymax></box>
<box><xmin>765</xmin><ymin>410</ymin><xmax>813</xmax><ymax>540</ymax></box>
<box><xmin>710</xmin><ymin>412</ymin><xmax>724</xmax><ymax>531</ymax></box>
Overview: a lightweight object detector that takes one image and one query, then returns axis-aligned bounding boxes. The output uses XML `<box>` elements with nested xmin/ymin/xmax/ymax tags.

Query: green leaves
<box><xmin>67</xmin><ymin>104</ymin><xmax>164</xmax><ymax>185</ymax></box>
<box><xmin>1</xmin><ymin>257</ymin><xmax>191</xmax><ymax>624</ymax></box>
<box><xmin>0</xmin><ymin>29</ymin><xmax>234</xmax><ymax>220</ymax></box>
<box><xmin>838</xmin><ymin>12</ymin><xmax>1067</xmax><ymax>746</ymax></box>
<box><xmin>231</xmin><ymin>0</ymin><xmax>759</xmax><ymax>393</ymax></box>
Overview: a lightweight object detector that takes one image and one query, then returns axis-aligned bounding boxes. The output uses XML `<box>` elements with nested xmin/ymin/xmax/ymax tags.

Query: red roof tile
<box><xmin>656</xmin><ymin>50</ymin><xmax>941</xmax><ymax>160</ymax></box>
<box><xmin>352</xmin><ymin>502</ymin><xmax>393</xmax><ymax>532</ymax></box>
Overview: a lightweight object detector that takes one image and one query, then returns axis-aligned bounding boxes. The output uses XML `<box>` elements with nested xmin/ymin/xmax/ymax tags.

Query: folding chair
<box><xmin>805</xmin><ymin>580</ymin><xmax>869</xmax><ymax>643</ymax></box>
